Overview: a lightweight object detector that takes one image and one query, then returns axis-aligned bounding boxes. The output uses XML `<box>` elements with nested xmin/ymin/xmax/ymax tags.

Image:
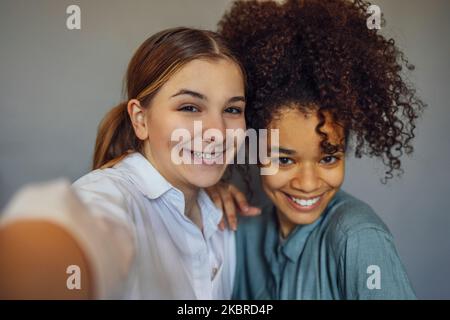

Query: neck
<box><xmin>276</xmin><ymin>208</ymin><xmax>296</xmax><ymax>239</ymax></box>
<box><xmin>142</xmin><ymin>146</ymin><xmax>202</xmax><ymax>229</ymax></box>
<box><xmin>180</xmin><ymin>186</ymin><xmax>198</xmax><ymax>216</ymax></box>
<box><xmin>179</xmin><ymin>184</ymin><xmax>203</xmax><ymax>231</ymax></box>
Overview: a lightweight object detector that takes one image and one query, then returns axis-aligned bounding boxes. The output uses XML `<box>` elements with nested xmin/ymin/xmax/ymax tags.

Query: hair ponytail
<box><xmin>92</xmin><ymin>102</ymin><xmax>139</xmax><ymax>170</ymax></box>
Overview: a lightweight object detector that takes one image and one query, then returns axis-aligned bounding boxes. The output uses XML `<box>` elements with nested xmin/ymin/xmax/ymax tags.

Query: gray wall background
<box><xmin>0</xmin><ymin>0</ymin><xmax>449</xmax><ymax>299</ymax></box>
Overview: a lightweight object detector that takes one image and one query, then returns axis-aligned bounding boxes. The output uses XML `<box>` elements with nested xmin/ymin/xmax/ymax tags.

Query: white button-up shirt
<box><xmin>0</xmin><ymin>152</ymin><xmax>235</xmax><ymax>299</ymax></box>
<box><xmin>73</xmin><ymin>152</ymin><xmax>236</xmax><ymax>299</ymax></box>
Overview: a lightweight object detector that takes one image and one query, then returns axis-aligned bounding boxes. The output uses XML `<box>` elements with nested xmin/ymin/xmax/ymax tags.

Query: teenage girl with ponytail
<box><xmin>0</xmin><ymin>27</ymin><xmax>247</xmax><ymax>299</ymax></box>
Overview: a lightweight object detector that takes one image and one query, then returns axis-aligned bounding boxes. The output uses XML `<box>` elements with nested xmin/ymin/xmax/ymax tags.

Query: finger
<box><xmin>208</xmin><ymin>189</ymin><xmax>227</xmax><ymax>230</ymax></box>
<box><xmin>229</xmin><ymin>185</ymin><xmax>250</xmax><ymax>213</ymax></box>
<box><xmin>245</xmin><ymin>206</ymin><xmax>262</xmax><ymax>216</ymax></box>
<box><xmin>219</xmin><ymin>189</ymin><xmax>237</xmax><ymax>231</ymax></box>
<box><xmin>229</xmin><ymin>185</ymin><xmax>261</xmax><ymax>216</ymax></box>
<box><xmin>218</xmin><ymin>218</ymin><xmax>225</xmax><ymax>231</ymax></box>
<box><xmin>208</xmin><ymin>189</ymin><xmax>223</xmax><ymax>210</ymax></box>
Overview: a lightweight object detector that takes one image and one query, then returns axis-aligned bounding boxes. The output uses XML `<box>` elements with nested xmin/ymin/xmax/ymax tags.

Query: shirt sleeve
<box><xmin>0</xmin><ymin>178</ymin><xmax>136</xmax><ymax>299</ymax></box>
<box><xmin>337</xmin><ymin>227</ymin><xmax>417</xmax><ymax>300</ymax></box>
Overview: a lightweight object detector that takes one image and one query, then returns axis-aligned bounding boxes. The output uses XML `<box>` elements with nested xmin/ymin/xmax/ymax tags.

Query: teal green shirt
<box><xmin>233</xmin><ymin>190</ymin><xmax>416</xmax><ymax>300</ymax></box>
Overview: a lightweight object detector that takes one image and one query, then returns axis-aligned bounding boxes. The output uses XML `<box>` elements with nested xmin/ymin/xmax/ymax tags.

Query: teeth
<box><xmin>192</xmin><ymin>151</ymin><xmax>221</xmax><ymax>160</ymax></box>
<box><xmin>291</xmin><ymin>195</ymin><xmax>320</xmax><ymax>207</ymax></box>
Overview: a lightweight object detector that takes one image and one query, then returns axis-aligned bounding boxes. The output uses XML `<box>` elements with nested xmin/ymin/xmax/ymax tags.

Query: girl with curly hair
<box><xmin>207</xmin><ymin>0</ymin><xmax>425</xmax><ymax>299</ymax></box>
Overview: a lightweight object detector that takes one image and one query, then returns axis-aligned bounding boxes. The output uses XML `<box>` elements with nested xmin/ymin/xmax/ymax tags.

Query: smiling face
<box><xmin>129</xmin><ymin>58</ymin><xmax>246</xmax><ymax>194</ymax></box>
<box><xmin>261</xmin><ymin>107</ymin><xmax>346</xmax><ymax>237</ymax></box>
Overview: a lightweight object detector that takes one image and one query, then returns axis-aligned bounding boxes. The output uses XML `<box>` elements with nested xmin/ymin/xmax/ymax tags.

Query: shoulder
<box><xmin>324</xmin><ymin>190</ymin><xmax>392</xmax><ymax>249</ymax></box>
<box><xmin>237</xmin><ymin>203</ymin><xmax>273</xmax><ymax>231</ymax></box>
<box><xmin>72</xmin><ymin>168</ymin><xmax>135</xmax><ymax>219</ymax></box>
<box><xmin>236</xmin><ymin>203</ymin><xmax>274</xmax><ymax>244</ymax></box>
<box><xmin>327</xmin><ymin>190</ymin><xmax>390</xmax><ymax>235</ymax></box>
<box><xmin>73</xmin><ymin>168</ymin><xmax>131</xmax><ymax>198</ymax></box>
<box><xmin>322</xmin><ymin>192</ymin><xmax>416</xmax><ymax>299</ymax></box>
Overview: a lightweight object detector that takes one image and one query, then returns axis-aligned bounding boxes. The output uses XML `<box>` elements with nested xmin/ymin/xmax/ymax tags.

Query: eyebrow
<box><xmin>228</xmin><ymin>96</ymin><xmax>246</xmax><ymax>103</ymax></box>
<box><xmin>171</xmin><ymin>89</ymin><xmax>245</xmax><ymax>104</ymax></box>
<box><xmin>171</xmin><ymin>89</ymin><xmax>206</xmax><ymax>101</ymax></box>
<box><xmin>271</xmin><ymin>147</ymin><xmax>297</xmax><ymax>155</ymax></box>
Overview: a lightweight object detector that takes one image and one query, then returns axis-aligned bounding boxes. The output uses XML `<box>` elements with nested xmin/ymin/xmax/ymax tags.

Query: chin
<box><xmin>284</xmin><ymin>207</ymin><xmax>323</xmax><ymax>225</ymax></box>
<box><xmin>274</xmin><ymin>191</ymin><xmax>334</xmax><ymax>226</ymax></box>
<box><xmin>183</xmin><ymin>165</ymin><xmax>226</xmax><ymax>188</ymax></box>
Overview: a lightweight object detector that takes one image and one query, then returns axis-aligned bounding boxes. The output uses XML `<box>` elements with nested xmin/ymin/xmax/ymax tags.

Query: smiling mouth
<box><xmin>181</xmin><ymin>149</ymin><xmax>225</xmax><ymax>165</ymax></box>
<box><xmin>191</xmin><ymin>151</ymin><xmax>223</xmax><ymax>160</ymax></box>
<box><xmin>190</xmin><ymin>150</ymin><xmax>223</xmax><ymax>159</ymax></box>
<box><xmin>283</xmin><ymin>192</ymin><xmax>324</xmax><ymax>212</ymax></box>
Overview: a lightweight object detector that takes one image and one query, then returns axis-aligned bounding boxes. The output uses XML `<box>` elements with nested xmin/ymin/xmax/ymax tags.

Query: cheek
<box><xmin>322</xmin><ymin>164</ymin><xmax>345</xmax><ymax>188</ymax></box>
<box><xmin>236</xmin><ymin>118</ymin><xmax>247</xmax><ymax>131</ymax></box>
<box><xmin>224</xmin><ymin>117</ymin><xmax>246</xmax><ymax>132</ymax></box>
<box><xmin>261</xmin><ymin>171</ymin><xmax>291</xmax><ymax>192</ymax></box>
<box><xmin>147</xmin><ymin>124</ymin><xmax>170</xmax><ymax>148</ymax></box>
<box><xmin>148</xmin><ymin>116</ymin><xmax>191</xmax><ymax>147</ymax></box>
<box><xmin>223</xmin><ymin>118</ymin><xmax>246</xmax><ymax>151</ymax></box>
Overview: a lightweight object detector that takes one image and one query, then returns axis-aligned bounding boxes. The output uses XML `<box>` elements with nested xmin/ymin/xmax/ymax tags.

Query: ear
<box><xmin>127</xmin><ymin>99</ymin><xmax>148</xmax><ymax>141</ymax></box>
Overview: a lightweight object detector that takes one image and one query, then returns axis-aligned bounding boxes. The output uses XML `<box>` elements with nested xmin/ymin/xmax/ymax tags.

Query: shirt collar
<box><xmin>280</xmin><ymin>215</ymin><xmax>323</xmax><ymax>262</ymax></box>
<box><xmin>278</xmin><ymin>192</ymin><xmax>343</xmax><ymax>262</ymax></box>
<box><xmin>115</xmin><ymin>152</ymin><xmax>223</xmax><ymax>238</ymax></box>
<box><xmin>264</xmin><ymin>205</ymin><xmax>324</xmax><ymax>263</ymax></box>
<box><xmin>263</xmin><ymin>206</ymin><xmax>280</xmax><ymax>265</ymax></box>
<box><xmin>114</xmin><ymin>152</ymin><xmax>173</xmax><ymax>199</ymax></box>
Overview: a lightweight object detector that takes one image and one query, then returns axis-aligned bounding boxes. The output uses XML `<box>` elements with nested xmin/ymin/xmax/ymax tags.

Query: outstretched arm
<box><xmin>0</xmin><ymin>179</ymin><xmax>135</xmax><ymax>299</ymax></box>
<box><xmin>0</xmin><ymin>220</ymin><xmax>93</xmax><ymax>299</ymax></box>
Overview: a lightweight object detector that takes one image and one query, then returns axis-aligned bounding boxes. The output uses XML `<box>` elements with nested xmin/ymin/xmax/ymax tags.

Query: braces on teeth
<box><xmin>192</xmin><ymin>151</ymin><xmax>222</xmax><ymax>160</ymax></box>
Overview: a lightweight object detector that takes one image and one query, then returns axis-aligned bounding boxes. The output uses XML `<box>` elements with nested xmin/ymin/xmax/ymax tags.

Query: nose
<box><xmin>290</xmin><ymin>163</ymin><xmax>321</xmax><ymax>194</ymax></box>
<box><xmin>202</xmin><ymin>112</ymin><xmax>226</xmax><ymax>144</ymax></box>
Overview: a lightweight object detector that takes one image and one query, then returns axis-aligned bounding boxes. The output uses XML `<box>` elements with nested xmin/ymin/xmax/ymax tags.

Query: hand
<box><xmin>206</xmin><ymin>182</ymin><xmax>261</xmax><ymax>231</ymax></box>
<box><xmin>0</xmin><ymin>221</ymin><xmax>93</xmax><ymax>299</ymax></box>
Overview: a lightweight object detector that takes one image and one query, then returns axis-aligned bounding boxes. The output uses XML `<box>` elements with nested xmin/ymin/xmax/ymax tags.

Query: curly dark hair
<box><xmin>218</xmin><ymin>0</ymin><xmax>426</xmax><ymax>182</ymax></box>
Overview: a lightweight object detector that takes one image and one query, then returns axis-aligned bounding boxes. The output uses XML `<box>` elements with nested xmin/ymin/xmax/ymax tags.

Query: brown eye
<box><xmin>278</xmin><ymin>157</ymin><xmax>294</xmax><ymax>165</ymax></box>
<box><xmin>320</xmin><ymin>155</ymin><xmax>339</xmax><ymax>165</ymax></box>
<box><xmin>224</xmin><ymin>107</ymin><xmax>242</xmax><ymax>114</ymax></box>
<box><xmin>179</xmin><ymin>105</ymin><xmax>199</xmax><ymax>112</ymax></box>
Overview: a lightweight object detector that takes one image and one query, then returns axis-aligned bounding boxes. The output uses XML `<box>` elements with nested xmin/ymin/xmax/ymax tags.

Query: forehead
<box><xmin>268</xmin><ymin>108</ymin><xmax>344</xmax><ymax>151</ymax></box>
<box><xmin>157</xmin><ymin>58</ymin><xmax>244</xmax><ymax>98</ymax></box>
